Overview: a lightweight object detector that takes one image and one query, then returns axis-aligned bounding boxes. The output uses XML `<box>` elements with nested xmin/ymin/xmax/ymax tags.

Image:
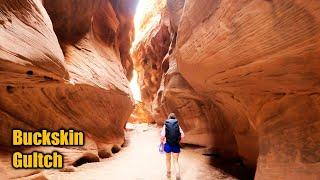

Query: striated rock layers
<box><xmin>134</xmin><ymin>0</ymin><xmax>320</xmax><ymax>179</ymax></box>
<box><xmin>0</xmin><ymin>0</ymin><xmax>137</xmax><ymax>178</ymax></box>
<box><xmin>133</xmin><ymin>0</ymin><xmax>237</xmax><ymax>153</ymax></box>
<box><xmin>175</xmin><ymin>0</ymin><xmax>320</xmax><ymax>179</ymax></box>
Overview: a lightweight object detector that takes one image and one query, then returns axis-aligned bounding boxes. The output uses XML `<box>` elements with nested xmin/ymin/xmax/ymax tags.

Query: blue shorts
<box><xmin>164</xmin><ymin>143</ymin><xmax>180</xmax><ymax>153</ymax></box>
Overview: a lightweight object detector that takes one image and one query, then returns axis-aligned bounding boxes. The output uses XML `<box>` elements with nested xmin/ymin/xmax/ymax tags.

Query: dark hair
<box><xmin>168</xmin><ymin>113</ymin><xmax>176</xmax><ymax>119</ymax></box>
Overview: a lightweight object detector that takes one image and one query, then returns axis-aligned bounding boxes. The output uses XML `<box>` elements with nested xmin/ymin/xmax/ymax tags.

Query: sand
<box><xmin>44</xmin><ymin>124</ymin><xmax>237</xmax><ymax>180</ymax></box>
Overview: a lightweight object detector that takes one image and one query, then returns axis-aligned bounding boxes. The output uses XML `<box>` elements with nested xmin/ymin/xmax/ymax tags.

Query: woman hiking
<box><xmin>160</xmin><ymin>113</ymin><xmax>185</xmax><ymax>180</ymax></box>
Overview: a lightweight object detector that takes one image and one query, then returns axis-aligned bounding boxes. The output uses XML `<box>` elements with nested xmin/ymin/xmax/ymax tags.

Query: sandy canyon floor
<box><xmin>35</xmin><ymin>124</ymin><xmax>240</xmax><ymax>180</ymax></box>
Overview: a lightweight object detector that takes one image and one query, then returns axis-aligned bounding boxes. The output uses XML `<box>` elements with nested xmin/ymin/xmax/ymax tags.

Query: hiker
<box><xmin>160</xmin><ymin>113</ymin><xmax>185</xmax><ymax>179</ymax></box>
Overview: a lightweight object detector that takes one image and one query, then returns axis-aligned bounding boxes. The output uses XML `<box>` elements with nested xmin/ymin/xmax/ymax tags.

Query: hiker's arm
<box><xmin>179</xmin><ymin>126</ymin><xmax>185</xmax><ymax>139</ymax></box>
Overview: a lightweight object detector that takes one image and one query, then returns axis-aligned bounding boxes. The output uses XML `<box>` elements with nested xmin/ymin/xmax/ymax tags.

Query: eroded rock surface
<box><xmin>132</xmin><ymin>2</ymin><xmax>170</xmax><ymax>104</ymax></box>
<box><xmin>132</xmin><ymin>0</ymin><xmax>237</xmax><ymax>155</ymax></box>
<box><xmin>133</xmin><ymin>0</ymin><xmax>320</xmax><ymax>179</ymax></box>
<box><xmin>0</xmin><ymin>0</ymin><xmax>137</xmax><ymax>178</ymax></box>
<box><xmin>174</xmin><ymin>0</ymin><xmax>320</xmax><ymax>179</ymax></box>
<box><xmin>132</xmin><ymin>0</ymin><xmax>233</xmax><ymax>153</ymax></box>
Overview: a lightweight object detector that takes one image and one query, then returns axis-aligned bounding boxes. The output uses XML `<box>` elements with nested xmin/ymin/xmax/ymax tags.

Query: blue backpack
<box><xmin>165</xmin><ymin>118</ymin><xmax>181</xmax><ymax>145</ymax></box>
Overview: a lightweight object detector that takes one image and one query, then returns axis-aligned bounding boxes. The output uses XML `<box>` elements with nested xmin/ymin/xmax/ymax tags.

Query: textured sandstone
<box><xmin>159</xmin><ymin>57</ymin><xmax>238</xmax><ymax>152</ymax></box>
<box><xmin>2</xmin><ymin>0</ymin><xmax>319</xmax><ymax>179</ymax></box>
<box><xmin>132</xmin><ymin>0</ymin><xmax>236</xmax><ymax>158</ymax></box>
<box><xmin>132</xmin><ymin>4</ymin><xmax>171</xmax><ymax>103</ymax></box>
<box><xmin>0</xmin><ymin>0</ymin><xmax>136</xmax><ymax>178</ymax></box>
<box><xmin>174</xmin><ymin>0</ymin><xmax>320</xmax><ymax>179</ymax></box>
<box><xmin>133</xmin><ymin>0</ymin><xmax>320</xmax><ymax>179</ymax></box>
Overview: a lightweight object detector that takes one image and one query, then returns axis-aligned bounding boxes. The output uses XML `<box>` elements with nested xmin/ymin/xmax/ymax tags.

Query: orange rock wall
<box><xmin>133</xmin><ymin>0</ymin><xmax>320</xmax><ymax>179</ymax></box>
<box><xmin>175</xmin><ymin>0</ymin><xmax>320</xmax><ymax>179</ymax></box>
<box><xmin>0</xmin><ymin>0</ymin><xmax>137</xmax><ymax>178</ymax></box>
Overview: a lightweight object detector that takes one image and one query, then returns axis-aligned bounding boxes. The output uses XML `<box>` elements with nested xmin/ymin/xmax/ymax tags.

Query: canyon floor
<box><xmin>32</xmin><ymin>123</ymin><xmax>250</xmax><ymax>180</ymax></box>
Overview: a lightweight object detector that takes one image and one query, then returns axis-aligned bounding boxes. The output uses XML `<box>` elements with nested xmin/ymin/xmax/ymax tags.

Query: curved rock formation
<box><xmin>160</xmin><ymin>57</ymin><xmax>238</xmax><ymax>153</ymax></box>
<box><xmin>2</xmin><ymin>0</ymin><xmax>319</xmax><ymax>179</ymax></box>
<box><xmin>174</xmin><ymin>0</ymin><xmax>320</xmax><ymax>179</ymax></box>
<box><xmin>0</xmin><ymin>0</ymin><xmax>137</xmax><ymax>178</ymax></box>
<box><xmin>132</xmin><ymin>1</ymin><xmax>237</xmax><ymax>166</ymax></box>
<box><xmin>133</xmin><ymin>0</ymin><xmax>320</xmax><ymax>179</ymax></box>
<box><xmin>133</xmin><ymin>0</ymin><xmax>238</xmax><ymax>154</ymax></box>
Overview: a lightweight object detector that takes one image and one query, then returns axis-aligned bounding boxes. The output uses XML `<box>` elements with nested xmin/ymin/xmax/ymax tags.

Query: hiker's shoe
<box><xmin>166</xmin><ymin>171</ymin><xmax>171</xmax><ymax>177</ymax></box>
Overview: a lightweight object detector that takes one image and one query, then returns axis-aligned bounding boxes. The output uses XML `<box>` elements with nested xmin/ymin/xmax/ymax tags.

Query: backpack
<box><xmin>165</xmin><ymin>118</ymin><xmax>181</xmax><ymax>145</ymax></box>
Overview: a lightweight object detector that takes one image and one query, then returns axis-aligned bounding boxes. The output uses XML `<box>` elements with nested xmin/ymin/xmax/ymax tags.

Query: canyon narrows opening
<box><xmin>129</xmin><ymin>70</ymin><xmax>141</xmax><ymax>102</ymax></box>
<box><xmin>0</xmin><ymin>0</ymin><xmax>319</xmax><ymax>180</ymax></box>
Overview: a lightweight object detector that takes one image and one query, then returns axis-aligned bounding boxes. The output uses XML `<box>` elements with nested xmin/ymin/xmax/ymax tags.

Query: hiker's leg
<box><xmin>173</xmin><ymin>153</ymin><xmax>180</xmax><ymax>178</ymax></box>
<box><xmin>166</xmin><ymin>153</ymin><xmax>171</xmax><ymax>174</ymax></box>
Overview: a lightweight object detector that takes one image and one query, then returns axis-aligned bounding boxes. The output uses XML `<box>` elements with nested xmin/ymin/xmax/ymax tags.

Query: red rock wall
<box><xmin>0</xmin><ymin>0</ymin><xmax>137</xmax><ymax>178</ymax></box>
<box><xmin>174</xmin><ymin>0</ymin><xmax>320</xmax><ymax>179</ymax></box>
<box><xmin>132</xmin><ymin>0</ymin><xmax>238</xmax><ymax>158</ymax></box>
<box><xmin>157</xmin><ymin>57</ymin><xmax>238</xmax><ymax>154</ymax></box>
<box><xmin>133</xmin><ymin>0</ymin><xmax>320</xmax><ymax>179</ymax></box>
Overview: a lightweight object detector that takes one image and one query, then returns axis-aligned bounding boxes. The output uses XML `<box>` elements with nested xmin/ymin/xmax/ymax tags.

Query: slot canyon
<box><xmin>0</xmin><ymin>0</ymin><xmax>319</xmax><ymax>179</ymax></box>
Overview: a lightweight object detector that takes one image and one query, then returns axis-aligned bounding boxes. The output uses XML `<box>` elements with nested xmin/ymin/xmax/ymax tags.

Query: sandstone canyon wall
<box><xmin>133</xmin><ymin>0</ymin><xmax>320</xmax><ymax>179</ymax></box>
<box><xmin>132</xmin><ymin>7</ymin><xmax>170</xmax><ymax>104</ymax></box>
<box><xmin>133</xmin><ymin>0</ymin><xmax>238</xmax><ymax>155</ymax></box>
<box><xmin>175</xmin><ymin>0</ymin><xmax>320</xmax><ymax>179</ymax></box>
<box><xmin>0</xmin><ymin>0</ymin><xmax>137</xmax><ymax>178</ymax></box>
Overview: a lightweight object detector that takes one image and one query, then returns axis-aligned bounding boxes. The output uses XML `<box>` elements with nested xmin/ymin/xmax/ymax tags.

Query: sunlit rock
<box><xmin>128</xmin><ymin>102</ymin><xmax>154</xmax><ymax>123</ymax></box>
